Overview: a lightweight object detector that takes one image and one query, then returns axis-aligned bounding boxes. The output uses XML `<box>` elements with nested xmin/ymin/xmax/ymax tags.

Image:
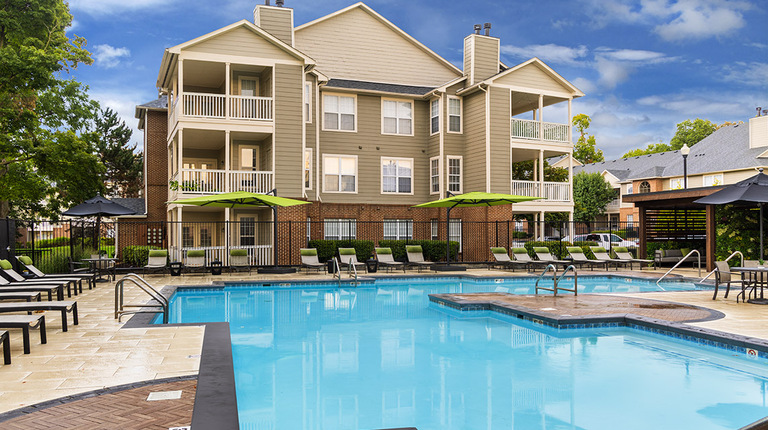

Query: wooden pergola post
<box><xmin>706</xmin><ymin>204</ymin><xmax>716</xmax><ymax>272</ymax></box>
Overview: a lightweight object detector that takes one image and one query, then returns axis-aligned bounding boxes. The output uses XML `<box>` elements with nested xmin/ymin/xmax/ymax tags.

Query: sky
<box><xmin>65</xmin><ymin>0</ymin><xmax>768</xmax><ymax>159</ymax></box>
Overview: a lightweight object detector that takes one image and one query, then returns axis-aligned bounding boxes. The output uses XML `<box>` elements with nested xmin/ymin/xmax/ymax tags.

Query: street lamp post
<box><xmin>681</xmin><ymin>144</ymin><xmax>690</xmax><ymax>189</ymax></box>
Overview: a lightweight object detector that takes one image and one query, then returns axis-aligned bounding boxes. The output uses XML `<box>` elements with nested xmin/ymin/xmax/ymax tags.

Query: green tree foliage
<box><xmin>572</xmin><ymin>114</ymin><xmax>604</xmax><ymax>164</ymax></box>
<box><xmin>573</xmin><ymin>172</ymin><xmax>615</xmax><ymax>225</ymax></box>
<box><xmin>511</xmin><ymin>160</ymin><xmax>568</xmax><ymax>182</ymax></box>
<box><xmin>91</xmin><ymin>108</ymin><xmax>143</xmax><ymax>198</ymax></box>
<box><xmin>622</xmin><ymin>142</ymin><xmax>672</xmax><ymax>158</ymax></box>
<box><xmin>0</xmin><ymin>0</ymin><xmax>103</xmax><ymax>219</ymax></box>
<box><xmin>621</xmin><ymin>118</ymin><xmax>718</xmax><ymax>158</ymax></box>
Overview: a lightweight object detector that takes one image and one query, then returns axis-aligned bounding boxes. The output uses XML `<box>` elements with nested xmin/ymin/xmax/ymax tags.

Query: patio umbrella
<box><xmin>168</xmin><ymin>190</ymin><xmax>310</xmax><ymax>273</ymax></box>
<box><xmin>413</xmin><ymin>192</ymin><xmax>540</xmax><ymax>269</ymax></box>
<box><xmin>694</xmin><ymin>170</ymin><xmax>768</xmax><ymax>259</ymax></box>
<box><xmin>62</xmin><ymin>194</ymin><xmax>136</xmax><ymax>251</ymax></box>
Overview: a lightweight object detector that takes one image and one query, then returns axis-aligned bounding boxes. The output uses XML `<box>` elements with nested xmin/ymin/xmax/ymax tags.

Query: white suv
<box><xmin>571</xmin><ymin>233</ymin><xmax>637</xmax><ymax>249</ymax></box>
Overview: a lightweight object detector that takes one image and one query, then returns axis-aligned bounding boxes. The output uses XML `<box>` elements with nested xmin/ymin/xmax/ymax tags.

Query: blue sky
<box><xmin>66</xmin><ymin>0</ymin><xmax>767</xmax><ymax>158</ymax></box>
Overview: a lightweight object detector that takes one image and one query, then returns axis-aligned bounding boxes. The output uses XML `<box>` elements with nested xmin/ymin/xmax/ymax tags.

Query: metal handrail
<box><xmin>700</xmin><ymin>251</ymin><xmax>744</xmax><ymax>282</ymax></box>
<box><xmin>535</xmin><ymin>264</ymin><xmax>558</xmax><ymax>294</ymax></box>
<box><xmin>556</xmin><ymin>265</ymin><xmax>578</xmax><ymax>296</ymax></box>
<box><xmin>114</xmin><ymin>273</ymin><xmax>168</xmax><ymax>324</ymax></box>
<box><xmin>657</xmin><ymin>249</ymin><xmax>701</xmax><ymax>287</ymax></box>
<box><xmin>332</xmin><ymin>257</ymin><xmax>341</xmax><ymax>286</ymax></box>
<box><xmin>346</xmin><ymin>257</ymin><xmax>358</xmax><ymax>285</ymax></box>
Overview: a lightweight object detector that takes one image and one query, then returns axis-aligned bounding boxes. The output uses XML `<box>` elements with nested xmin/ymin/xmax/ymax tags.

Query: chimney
<box><xmin>463</xmin><ymin>23</ymin><xmax>500</xmax><ymax>85</ymax></box>
<box><xmin>750</xmin><ymin>114</ymin><xmax>768</xmax><ymax>148</ymax></box>
<box><xmin>254</xmin><ymin>1</ymin><xmax>294</xmax><ymax>46</ymax></box>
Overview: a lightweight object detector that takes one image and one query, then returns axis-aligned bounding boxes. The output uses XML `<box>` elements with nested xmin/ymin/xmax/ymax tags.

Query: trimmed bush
<box><xmin>121</xmin><ymin>245</ymin><xmax>162</xmax><ymax>267</ymax></box>
<box><xmin>308</xmin><ymin>240</ymin><xmax>375</xmax><ymax>262</ymax></box>
<box><xmin>524</xmin><ymin>241</ymin><xmax>571</xmax><ymax>259</ymax></box>
<box><xmin>377</xmin><ymin>239</ymin><xmax>459</xmax><ymax>262</ymax></box>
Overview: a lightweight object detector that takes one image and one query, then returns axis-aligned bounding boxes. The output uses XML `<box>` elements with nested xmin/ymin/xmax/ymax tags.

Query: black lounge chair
<box><xmin>1</xmin><ymin>259</ymin><xmax>80</xmax><ymax>296</ymax></box>
<box><xmin>0</xmin><ymin>315</ymin><xmax>46</xmax><ymax>354</ymax></box>
<box><xmin>0</xmin><ymin>292</ymin><xmax>42</xmax><ymax>302</ymax></box>
<box><xmin>0</xmin><ymin>330</ymin><xmax>9</xmax><ymax>364</ymax></box>
<box><xmin>0</xmin><ymin>301</ymin><xmax>78</xmax><ymax>332</ymax></box>
<box><xmin>0</xmin><ymin>275</ymin><xmax>67</xmax><ymax>300</ymax></box>
<box><xmin>15</xmin><ymin>255</ymin><xmax>96</xmax><ymax>290</ymax></box>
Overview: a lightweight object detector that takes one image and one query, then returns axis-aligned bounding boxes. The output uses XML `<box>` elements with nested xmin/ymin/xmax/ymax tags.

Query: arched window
<box><xmin>638</xmin><ymin>181</ymin><xmax>651</xmax><ymax>193</ymax></box>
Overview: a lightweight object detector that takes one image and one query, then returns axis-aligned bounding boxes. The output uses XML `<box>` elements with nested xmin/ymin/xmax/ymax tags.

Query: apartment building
<box><xmin>135</xmin><ymin>1</ymin><xmax>584</xmax><ymax>263</ymax></box>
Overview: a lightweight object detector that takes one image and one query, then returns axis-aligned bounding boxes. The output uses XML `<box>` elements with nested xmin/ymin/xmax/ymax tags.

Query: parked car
<box><xmin>566</xmin><ymin>233</ymin><xmax>638</xmax><ymax>249</ymax></box>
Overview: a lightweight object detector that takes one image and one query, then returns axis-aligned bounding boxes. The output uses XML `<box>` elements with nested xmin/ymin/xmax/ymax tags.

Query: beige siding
<box><xmin>295</xmin><ymin>7</ymin><xmax>460</xmax><ymax>86</ymax></box>
<box><xmin>494</xmin><ymin>63</ymin><xmax>571</xmax><ymax>93</ymax></box>
<box><xmin>750</xmin><ymin>116</ymin><xmax>768</xmax><ymax>148</ymax></box>
<box><xmin>471</xmin><ymin>35</ymin><xmax>499</xmax><ymax>84</ymax></box>
<box><xmin>489</xmin><ymin>86</ymin><xmax>510</xmax><ymax>193</ymax></box>
<box><xmin>463</xmin><ymin>37</ymin><xmax>472</xmax><ymax>78</ymax></box>
<box><xmin>318</xmin><ymin>93</ymin><xmax>430</xmax><ymax>204</ymax></box>
<box><xmin>462</xmin><ymin>92</ymin><xmax>486</xmax><ymax>192</ymax></box>
<box><xmin>255</xmin><ymin>6</ymin><xmax>293</xmax><ymax>46</ymax></box>
<box><xmin>185</xmin><ymin>26</ymin><xmax>297</xmax><ymax>61</ymax></box>
<box><xmin>305</xmin><ymin>75</ymin><xmax>317</xmax><ymax>151</ymax></box>
<box><xmin>274</xmin><ymin>64</ymin><xmax>304</xmax><ymax>198</ymax></box>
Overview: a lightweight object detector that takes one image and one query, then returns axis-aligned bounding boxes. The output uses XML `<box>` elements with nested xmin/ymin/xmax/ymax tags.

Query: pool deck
<box><xmin>0</xmin><ymin>266</ymin><xmax>766</xmax><ymax>427</ymax></box>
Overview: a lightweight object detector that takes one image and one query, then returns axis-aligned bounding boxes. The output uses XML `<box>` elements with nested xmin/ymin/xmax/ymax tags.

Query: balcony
<box><xmin>169</xmin><ymin>92</ymin><xmax>273</xmax><ymax>128</ymax></box>
<box><xmin>170</xmin><ymin>169</ymin><xmax>274</xmax><ymax>198</ymax></box>
<box><xmin>606</xmin><ymin>198</ymin><xmax>621</xmax><ymax>211</ymax></box>
<box><xmin>511</xmin><ymin>180</ymin><xmax>570</xmax><ymax>202</ymax></box>
<box><xmin>511</xmin><ymin>118</ymin><xmax>570</xmax><ymax>143</ymax></box>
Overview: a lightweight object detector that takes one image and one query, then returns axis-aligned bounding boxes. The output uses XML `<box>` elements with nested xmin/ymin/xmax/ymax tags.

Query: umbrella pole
<box><xmin>761</xmin><ymin>204</ymin><xmax>764</xmax><ymax>261</ymax></box>
<box><xmin>272</xmin><ymin>206</ymin><xmax>278</xmax><ymax>268</ymax></box>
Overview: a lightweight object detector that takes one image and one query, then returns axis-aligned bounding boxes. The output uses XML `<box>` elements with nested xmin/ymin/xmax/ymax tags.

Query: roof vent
<box><xmin>276</xmin><ymin>0</ymin><xmax>283</xmax><ymax>6</ymax></box>
<box><xmin>484</xmin><ymin>22</ymin><xmax>491</xmax><ymax>36</ymax></box>
<box><xmin>264</xmin><ymin>0</ymin><xmax>270</xmax><ymax>4</ymax></box>
<box><xmin>473</xmin><ymin>24</ymin><xmax>481</xmax><ymax>35</ymax></box>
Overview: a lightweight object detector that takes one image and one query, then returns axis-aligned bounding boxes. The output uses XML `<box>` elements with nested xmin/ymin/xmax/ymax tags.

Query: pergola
<box><xmin>623</xmin><ymin>186</ymin><xmax>726</xmax><ymax>272</ymax></box>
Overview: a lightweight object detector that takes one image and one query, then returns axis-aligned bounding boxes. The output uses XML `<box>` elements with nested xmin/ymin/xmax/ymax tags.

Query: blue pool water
<box><xmin>163</xmin><ymin>277</ymin><xmax>768</xmax><ymax>429</ymax></box>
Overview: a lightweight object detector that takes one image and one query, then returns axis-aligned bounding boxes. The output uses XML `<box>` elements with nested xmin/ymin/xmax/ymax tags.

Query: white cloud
<box><xmin>721</xmin><ymin>62</ymin><xmax>768</xmax><ymax>87</ymax></box>
<box><xmin>92</xmin><ymin>44</ymin><xmax>131</xmax><ymax>69</ymax></box>
<box><xmin>500</xmin><ymin>43</ymin><xmax>588</xmax><ymax>66</ymax></box>
<box><xmin>637</xmin><ymin>93</ymin><xmax>744</xmax><ymax>115</ymax></box>
<box><xmin>594</xmin><ymin>47</ymin><xmax>672</xmax><ymax>63</ymax></box>
<box><xmin>747</xmin><ymin>42</ymin><xmax>768</xmax><ymax>49</ymax></box>
<box><xmin>69</xmin><ymin>0</ymin><xmax>173</xmax><ymax>15</ymax></box>
<box><xmin>594</xmin><ymin>57</ymin><xmax>632</xmax><ymax>89</ymax></box>
<box><xmin>591</xmin><ymin>48</ymin><xmax>679</xmax><ymax>89</ymax></box>
<box><xmin>572</xmin><ymin>77</ymin><xmax>597</xmax><ymax>94</ymax></box>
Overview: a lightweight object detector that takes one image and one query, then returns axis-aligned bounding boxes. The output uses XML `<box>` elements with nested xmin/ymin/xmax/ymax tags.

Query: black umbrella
<box><xmin>63</xmin><ymin>194</ymin><xmax>135</xmax><ymax>251</ymax></box>
<box><xmin>694</xmin><ymin>170</ymin><xmax>768</xmax><ymax>259</ymax></box>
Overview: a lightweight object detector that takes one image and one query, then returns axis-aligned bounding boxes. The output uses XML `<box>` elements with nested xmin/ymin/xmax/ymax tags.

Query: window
<box><xmin>638</xmin><ymin>181</ymin><xmax>651</xmax><ymax>193</ymax></box>
<box><xmin>447</xmin><ymin>156</ymin><xmax>462</xmax><ymax>193</ymax></box>
<box><xmin>627</xmin><ymin>214</ymin><xmax>634</xmax><ymax>227</ymax></box>
<box><xmin>239</xmin><ymin>77</ymin><xmax>257</xmax><ymax>96</ymax></box>
<box><xmin>448</xmin><ymin>97</ymin><xmax>462</xmax><ymax>133</ymax></box>
<box><xmin>304</xmin><ymin>149</ymin><xmax>312</xmax><ymax>190</ymax></box>
<box><xmin>430</xmin><ymin>99</ymin><xmax>439</xmax><ymax>134</ymax></box>
<box><xmin>704</xmin><ymin>173</ymin><xmax>723</xmax><ymax>187</ymax></box>
<box><xmin>324</xmin><ymin>219</ymin><xmax>356</xmax><ymax>240</ymax></box>
<box><xmin>240</xmin><ymin>147</ymin><xmax>259</xmax><ymax>171</ymax></box>
<box><xmin>449</xmin><ymin>219</ymin><xmax>462</xmax><ymax>252</ymax></box>
<box><xmin>200</xmin><ymin>228</ymin><xmax>211</xmax><ymax>247</ymax></box>
<box><xmin>304</xmin><ymin>82</ymin><xmax>312</xmax><ymax>123</ymax></box>
<box><xmin>323</xmin><ymin>94</ymin><xmax>355</xmax><ymax>131</ymax></box>
<box><xmin>182</xmin><ymin>226</ymin><xmax>194</xmax><ymax>248</ymax></box>
<box><xmin>382</xmin><ymin>158</ymin><xmax>413</xmax><ymax>194</ymax></box>
<box><xmin>324</xmin><ymin>155</ymin><xmax>357</xmax><ymax>193</ymax></box>
<box><xmin>627</xmin><ymin>183</ymin><xmax>633</xmax><ymax>194</ymax></box>
<box><xmin>382</xmin><ymin>99</ymin><xmax>413</xmax><ymax>135</ymax></box>
<box><xmin>430</xmin><ymin>157</ymin><xmax>440</xmax><ymax>194</ymax></box>
<box><xmin>670</xmin><ymin>178</ymin><xmax>684</xmax><ymax>190</ymax></box>
<box><xmin>383</xmin><ymin>220</ymin><xmax>413</xmax><ymax>240</ymax></box>
<box><xmin>240</xmin><ymin>217</ymin><xmax>255</xmax><ymax>246</ymax></box>
<box><xmin>431</xmin><ymin>219</ymin><xmax>439</xmax><ymax>240</ymax></box>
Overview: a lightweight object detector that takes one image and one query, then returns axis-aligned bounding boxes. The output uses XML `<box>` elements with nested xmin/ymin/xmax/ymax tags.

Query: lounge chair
<box><xmin>1</xmin><ymin>259</ymin><xmax>81</xmax><ymax>295</ymax></box>
<box><xmin>229</xmin><ymin>249</ymin><xmax>251</xmax><ymax>274</ymax></box>
<box><xmin>16</xmin><ymin>255</ymin><xmax>96</xmax><ymax>290</ymax></box>
<box><xmin>0</xmin><ymin>292</ymin><xmax>42</xmax><ymax>302</ymax></box>
<box><xmin>0</xmin><ymin>301</ymin><xmax>78</xmax><ymax>331</ymax></box>
<box><xmin>184</xmin><ymin>250</ymin><xmax>206</xmax><ymax>275</ymax></box>
<box><xmin>0</xmin><ymin>315</ymin><xmax>46</xmax><ymax>354</ymax></box>
<box><xmin>406</xmin><ymin>245</ymin><xmax>433</xmax><ymax>272</ymax></box>
<box><xmin>590</xmin><ymin>247</ymin><xmax>629</xmax><ymax>270</ymax></box>
<box><xmin>143</xmin><ymin>250</ymin><xmax>168</xmax><ymax>275</ymax></box>
<box><xmin>713</xmin><ymin>261</ymin><xmax>747</xmax><ymax>300</ymax></box>
<box><xmin>532</xmin><ymin>247</ymin><xmax>571</xmax><ymax>268</ymax></box>
<box><xmin>375</xmin><ymin>247</ymin><xmax>405</xmax><ymax>272</ymax></box>
<box><xmin>510</xmin><ymin>248</ymin><xmax>543</xmax><ymax>270</ymax></box>
<box><xmin>612</xmin><ymin>247</ymin><xmax>654</xmax><ymax>270</ymax></box>
<box><xmin>489</xmin><ymin>247</ymin><xmax>526</xmax><ymax>271</ymax></box>
<box><xmin>565</xmin><ymin>247</ymin><xmax>610</xmax><ymax>271</ymax></box>
<box><xmin>0</xmin><ymin>270</ymin><xmax>68</xmax><ymax>300</ymax></box>
<box><xmin>1</xmin><ymin>330</ymin><xmax>10</xmax><ymax>364</ymax></box>
<box><xmin>338</xmin><ymin>248</ymin><xmax>366</xmax><ymax>273</ymax></box>
<box><xmin>300</xmin><ymin>248</ymin><xmax>326</xmax><ymax>273</ymax></box>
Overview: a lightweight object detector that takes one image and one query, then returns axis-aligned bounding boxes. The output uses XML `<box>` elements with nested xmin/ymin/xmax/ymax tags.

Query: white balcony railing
<box><xmin>177</xmin><ymin>92</ymin><xmax>273</xmax><ymax>121</ymax></box>
<box><xmin>606</xmin><ymin>199</ymin><xmax>621</xmax><ymax>210</ymax></box>
<box><xmin>511</xmin><ymin>118</ymin><xmax>570</xmax><ymax>143</ymax></box>
<box><xmin>172</xmin><ymin>169</ymin><xmax>273</xmax><ymax>195</ymax></box>
<box><xmin>176</xmin><ymin>245</ymin><xmax>272</xmax><ymax>266</ymax></box>
<box><xmin>511</xmin><ymin>180</ymin><xmax>570</xmax><ymax>202</ymax></box>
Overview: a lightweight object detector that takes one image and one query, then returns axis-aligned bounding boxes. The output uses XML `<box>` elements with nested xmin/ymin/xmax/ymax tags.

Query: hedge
<box><xmin>307</xmin><ymin>240</ymin><xmax>375</xmax><ymax>263</ymax></box>
<box><xmin>377</xmin><ymin>239</ymin><xmax>459</xmax><ymax>262</ymax></box>
<box><xmin>121</xmin><ymin>245</ymin><xmax>163</xmax><ymax>267</ymax></box>
<box><xmin>523</xmin><ymin>241</ymin><xmax>599</xmax><ymax>259</ymax></box>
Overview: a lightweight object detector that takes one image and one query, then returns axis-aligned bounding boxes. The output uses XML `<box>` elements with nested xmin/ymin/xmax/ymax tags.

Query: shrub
<box><xmin>377</xmin><ymin>239</ymin><xmax>459</xmax><ymax>262</ymax></box>
<box><xmin>307</xmin><ymin>240</ymin><xmax>375</xmax><ymax>262</ymax></box>
<box><xmin>512</xmin><ymin>231</ymin><xmax>531</xmax><ymax>239</ymax></box>
<box><xmin>524</xmin><ymin>241</ymin><xmax>572</xmax><ymax>259</ymax></box>
<box><xmin>122</xmin><ymin>245</ymin><xmax>162</xmax><ymax>267</ymax></box>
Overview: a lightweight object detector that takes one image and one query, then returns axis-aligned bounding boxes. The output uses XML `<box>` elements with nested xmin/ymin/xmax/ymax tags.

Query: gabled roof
<box><xmin>295</xmin><ymin>2</ymin><xmax>462</xmax><ymax>77</ymax></box>
<box><xmin>458</xmin><ymin>57</ymin><xmax>585</xmax><ymax>97</ymax></box>
<box><xmin>157</xmin><ymin>20</ymin><xmax>315</xmax><ymax>89</ymax></box>
<box><xmin>111</xmin><ymin>198</ymin><xmax>145</xmax><ymax>216</ymax></box>
<box><xmin>135</xmin><ymin>95</ymin><xmax>168</xmax><ymax>129</ymax></box>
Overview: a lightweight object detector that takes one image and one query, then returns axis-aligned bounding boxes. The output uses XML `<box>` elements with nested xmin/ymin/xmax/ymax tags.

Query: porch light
<box><xmin>681</xmin><ymin>144</ymin><xmax>690</xmax><ymax>189</ymax></box>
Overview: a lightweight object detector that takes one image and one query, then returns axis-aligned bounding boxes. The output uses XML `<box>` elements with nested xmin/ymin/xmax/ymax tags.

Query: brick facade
<box><xmin>144</xmin><ymin>110</ymin><xmax>168</xmax><ymax>223</ymax></box>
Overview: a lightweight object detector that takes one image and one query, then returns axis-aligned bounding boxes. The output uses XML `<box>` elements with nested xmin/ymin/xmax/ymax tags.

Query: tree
<box><xmin>622</xmin><ymin>142</ymin><xmax>671</xmax><ymax>158</ymax></box>
<box><xmin>91</xmin><ymin>108</ymin><xmax>143</xmax><ymax>198</ymax></box>
<box><xmin>669</xmin><ymin>118</ymin><xmax>716</xmax><ymax>150</ymax></box>
<box><xmin>511</xmin><ymin>160</ymin><xmax>568</xmax><ymax>182</ymax></box>
<box><xmin>572</xmin><ymin>114</ymin><xmax>604</xmax><ymax>164</ymax></box>
<box><xmin>573</xmin><ymin>172</ymin><xmax>615</xmax><ymax>226</ymax></box>
<box><xmin>0</xmin><ymin>0</ymin><xmax>104</xmax><ymax>219</ymax></box>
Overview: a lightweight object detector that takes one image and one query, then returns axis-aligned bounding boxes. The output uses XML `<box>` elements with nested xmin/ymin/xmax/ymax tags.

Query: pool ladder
<box><xmin>700</xmin><ymin>251</ymin><xmax>743</xmax><ymax>283</ymax></box>
<box><xmin>535</xmin><ymin>264</ymin><xmax>578</xmax><ymax>296</ymax></box>
<box><xmin>114</xmin><ymin>273</ymin><xmax>169</xmax><ymax>323</ymax></box>
<box><xmin>657</xmin><ymin>249</ymin><xmax>702</xmax><ymax>288</ymax></box>
<box><xmin>331</xmin><ymin>257</ymin><xmax>359</xmax><ymax>286</ymax></box>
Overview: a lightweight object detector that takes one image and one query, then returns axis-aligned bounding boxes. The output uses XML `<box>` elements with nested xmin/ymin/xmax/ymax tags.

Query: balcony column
<box><xmin>177</xmin><ymin>206</ymin><xmax>183</xmax><ymax>258</ymax></box>
<box><xmin>225</xmin><ymin>62</ymin><xmax>231</xmax><ymax>120</ymax></box>
<box><xmin>178</xmin><ymin>129</ymin><xmax>184</xmax><ymax>185</ymax></box>
<box><xmin>569</xmin><ymin>152</ymin><xmax>574</xmax><ymax>202</ymax></box>
<box><xmin>567</xmin><ymin>97</ymin><xmax>573</xmax><ymax>143</ymax></box>
<box><xmin>178</xmin><ymin>60</ymin><xmax>184</xmax><ymax>117</ymax></box>
<box><xmin>225</xmin><ymin>130</ymin><xmax>231</xmax><ymax>192</ymax></box>
<box><xmin>539</xmin><ymin>149</ymin><xmax>544</xmax><ymax>199</ymax></box>
<box><xmin>538</xmin><ymin>94</ymin><xmax>544</xmax><ymax>141</ymax></box>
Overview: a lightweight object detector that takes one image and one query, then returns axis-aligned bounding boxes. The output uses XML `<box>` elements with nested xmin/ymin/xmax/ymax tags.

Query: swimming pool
<box><xmin>164</xmin><ymin>277</ymin><xmax>768</xmax><ymax>429</ymax></box>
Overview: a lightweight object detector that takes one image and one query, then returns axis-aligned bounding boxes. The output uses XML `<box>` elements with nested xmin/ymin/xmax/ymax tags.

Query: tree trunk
<box><xmin>0</xmin><ymin>200</ymin><xmax>9</xmax><ymax>219</ymax></box>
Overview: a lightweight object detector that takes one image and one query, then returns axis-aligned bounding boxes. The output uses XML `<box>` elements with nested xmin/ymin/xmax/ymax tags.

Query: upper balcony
<box><xmin>511</xmin><ymin>118</ymin><xmax>570</xmax><ymax>144</ymax></box>
<box><xmin>511</xmin><ymin>180</ymin><xmax>570</xmax><ymax>202</ymax></box>
<box><xmin>509</xmin><ymin>90</ymin><xmax>572</xmax><ymax>146</ymax></box>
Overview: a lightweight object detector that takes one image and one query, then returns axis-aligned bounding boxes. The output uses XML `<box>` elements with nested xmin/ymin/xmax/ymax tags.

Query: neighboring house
<box><xmin>135</xmin><ymin>2</ymin><xmax>584</xmax><ymax>262</ymax></box>
<box><xmin>575</xmin><ymin>115</ymin><xmax>768</xmax><ymax>226</ymax></box>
